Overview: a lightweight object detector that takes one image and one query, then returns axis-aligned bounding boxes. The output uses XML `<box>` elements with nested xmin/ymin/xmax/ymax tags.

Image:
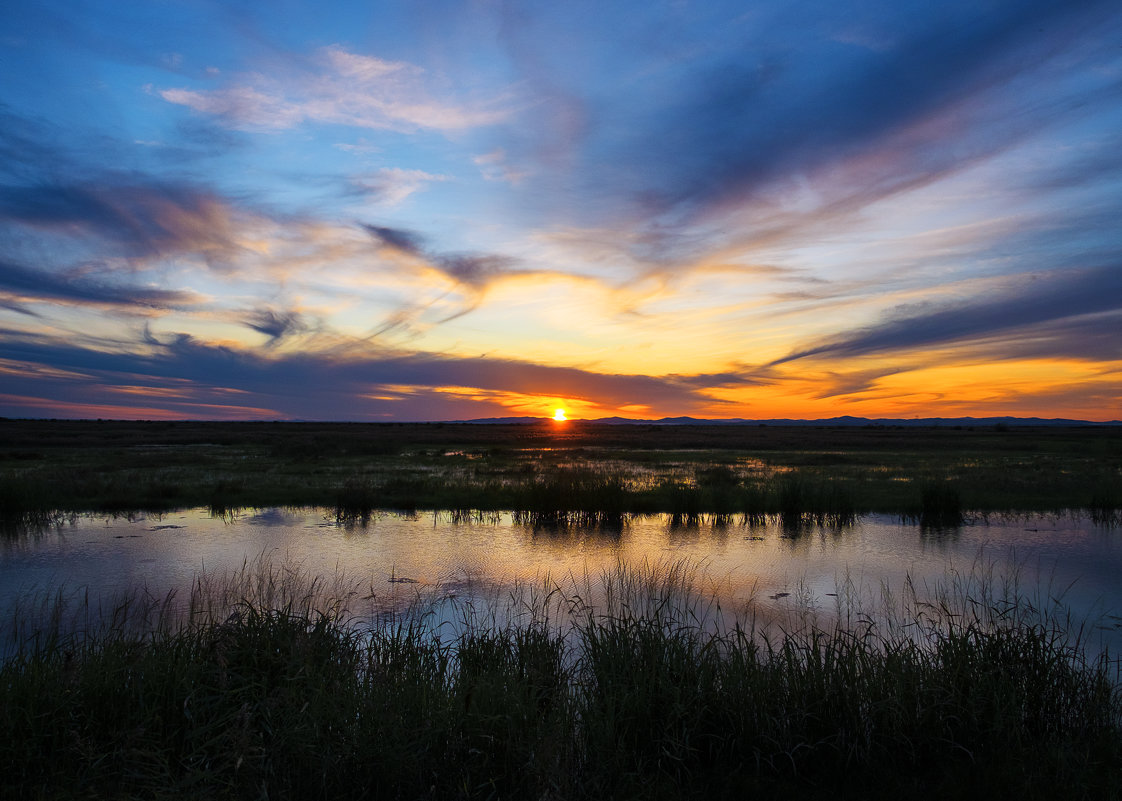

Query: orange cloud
<box><xmin>430</xmin><ymin>385</ymin><xmax>603</xmax><ymax>419</ymax></box>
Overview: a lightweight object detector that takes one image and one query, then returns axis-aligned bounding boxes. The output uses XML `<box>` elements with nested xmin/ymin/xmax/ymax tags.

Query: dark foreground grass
<box><xmin>3</xmin><ymin>564</ymin><xmax>1120</xmax><ymax>800</ymax></box>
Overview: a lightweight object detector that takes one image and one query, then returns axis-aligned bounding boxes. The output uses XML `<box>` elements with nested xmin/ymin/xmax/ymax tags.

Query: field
<box><xmin>2</xmin><ymin>419</ymin><xmax>1121</xmax><ymax>531</ymax></box>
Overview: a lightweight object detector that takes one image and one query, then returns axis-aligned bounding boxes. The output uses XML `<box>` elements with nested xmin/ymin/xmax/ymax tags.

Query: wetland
<box><xmin>2</xmin><ymin>420</ymin><xmax>1121</xmax><ymax>799</ymax></box>
<box><xmin>3</xmin><ymin>419</ymin><xmax>1120</xmax><ymax>526</ymax></box>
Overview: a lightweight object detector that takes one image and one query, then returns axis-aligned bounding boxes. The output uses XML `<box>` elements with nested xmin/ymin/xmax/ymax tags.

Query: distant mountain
<box><xmin>597</xmin><ymin>415</ymin><xmax>1122</xmax><ymax>427</ymax></box>
<box><xmin>458</xmin><ymin>415</ymin><xmax>1121</xmax><ymax>426</ymax></box>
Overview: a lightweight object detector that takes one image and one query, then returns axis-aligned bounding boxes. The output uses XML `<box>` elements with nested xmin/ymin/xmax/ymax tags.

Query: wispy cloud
<box><xmin>362</xmin><ymin>222</ymin><xmax>525</xmax><ymax>296</ymax></box>
<box><xmin>351</xmin><ymin>168</ymin><xmax>449</xmax><ymax>206</ymax></box>
<box><xmin>0</xmin><ymin>259</ymin><xmax>201</xmax><ymax>311</ymax></box>
<box><xmin>473</xmin><ymin>149</ymin><xmax>527</xmax><ymax>184</ymax></box>
<box><xmin>363</xmin><ymin>224</ymin><xmax>426</xmax><ymax>256</ymax></box>
<box><xmin>160</xmin><ymin>45</ymin><xmax>511</xmax><ymax>132</ymax></box>
<box><xmin>490</xmin><ymin>0</ymin><xmax>1120</xmax><ymax>246</ymax></box>
<box><xmin>243</xmin><ymin>308</ymin><xmax>306</xmax><ymax>342</ymax></box>
<box><xmin>771</xmin><ymin>265</ymin><xmax>1122</xmax><ymax>365</ymax></box>
<box><xmin>0</xmin><ymin>178</ymin><xmax>246</xmax><ymax>265</ymax></box>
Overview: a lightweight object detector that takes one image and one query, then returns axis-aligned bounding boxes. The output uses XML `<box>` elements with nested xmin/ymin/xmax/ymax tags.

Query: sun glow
<box><xmin>553</xmin><ymin>408</ymin><xmax>567</xmax><ymax>421</ymax></box>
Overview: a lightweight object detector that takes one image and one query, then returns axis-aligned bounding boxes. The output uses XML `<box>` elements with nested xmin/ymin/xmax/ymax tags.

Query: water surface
<box><xmin>3</xmin><ymin>509</ymin><xmax>1120</xmax><ymax>651</ymax></box>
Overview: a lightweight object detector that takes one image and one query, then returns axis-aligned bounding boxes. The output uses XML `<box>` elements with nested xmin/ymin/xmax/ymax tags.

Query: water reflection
<box><xmin>917</xmin><ymin>522</ymin><xmax>963</xmax><ymax>542</ymax></box>
<box><xmin>526</xmin><ymin>523</ymin><xmax>623</xmax><ymax>550</ymax></box>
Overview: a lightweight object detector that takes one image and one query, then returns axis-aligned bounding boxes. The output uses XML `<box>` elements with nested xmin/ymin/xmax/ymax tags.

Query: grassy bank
<box><xmin>3</xmin><ymin>562</ymin><xmax>1120</xmax><ymax>800</ymax></box>
<box><xmin>2</xmin><ymin>420</ymin><xmax>1120</xmax><ymax>529</ymax></box>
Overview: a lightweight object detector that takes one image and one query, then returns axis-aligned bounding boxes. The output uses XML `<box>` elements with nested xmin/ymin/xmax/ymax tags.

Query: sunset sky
<box><xmin>2</xmin><ymin>0</ymin><xmax>1120</xmax><ymax>421</ymax></box>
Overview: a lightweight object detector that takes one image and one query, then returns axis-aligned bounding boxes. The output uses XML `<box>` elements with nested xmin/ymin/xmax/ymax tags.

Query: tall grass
<box><xmin>2</xmin><ymin>559</ymin><xmax>1119</xmax><ymax>800</ymax></box>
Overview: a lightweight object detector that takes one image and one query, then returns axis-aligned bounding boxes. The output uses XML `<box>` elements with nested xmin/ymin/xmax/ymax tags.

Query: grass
<box><xmin>2</xmin><ymin>559</ymin><xmax>1120</xmax><ymax>800</ymax></box>
<box><xmin>2</xmin><ymin>420</ymin><xmax>1121</xmax><ymax>532</ymax></box>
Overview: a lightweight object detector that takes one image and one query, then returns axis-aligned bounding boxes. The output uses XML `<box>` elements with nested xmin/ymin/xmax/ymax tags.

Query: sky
<box><xmin>1</xmin><ymin>0</ymin><xmax>1120</xmax><ymax>422</ymax></box>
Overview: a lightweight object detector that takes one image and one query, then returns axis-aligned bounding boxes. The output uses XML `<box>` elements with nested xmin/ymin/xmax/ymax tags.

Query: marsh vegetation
<box><xmin>3</xmin><ymin>559</ymin><xmax>1120</xmax><ymax>800</ymax></box>
<box><xmin>2</xmin><ymin>420</ymin><xmax>1120</xmax><ymax>531</ymax></box>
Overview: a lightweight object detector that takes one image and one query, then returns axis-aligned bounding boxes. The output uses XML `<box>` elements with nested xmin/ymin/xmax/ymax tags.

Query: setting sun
<box><xmin>553</xmin><ymin>408</ymin><xmax>567</xmax><ymax>421</ymax></box>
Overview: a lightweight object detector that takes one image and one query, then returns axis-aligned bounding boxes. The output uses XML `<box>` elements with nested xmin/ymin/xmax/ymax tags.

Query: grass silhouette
<box><xmin>3</xmin><ymin>557</ymin><xmax>1119</xmax><ymax>799</ymax></box>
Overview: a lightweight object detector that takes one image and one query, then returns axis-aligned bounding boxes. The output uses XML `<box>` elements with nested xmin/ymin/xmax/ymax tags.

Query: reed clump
<box><xmin>512</xmin><ymin>469</ymin><xmax>629</xmax><ymax>528</ymax></box>
<box><xmin>905</xmin><ymin>479</ymin><xmax>965</xmax><ymax>528</ymax></box>
<box><xmin>773</xmin><ymin>472</ymin><xmax>858</xmax><ymax>530</ymax></box>
<box><xmin>2</xmin><ymin>560</ymin><xmax>1119</xmax><ymax>800</ymax></box>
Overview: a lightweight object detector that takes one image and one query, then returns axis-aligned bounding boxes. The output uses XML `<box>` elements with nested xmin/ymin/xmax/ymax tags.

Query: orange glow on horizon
<box><xmin>684</xmin><ymin>355</ymin><xmax>1122</xmax><ymax>421</ymax></box>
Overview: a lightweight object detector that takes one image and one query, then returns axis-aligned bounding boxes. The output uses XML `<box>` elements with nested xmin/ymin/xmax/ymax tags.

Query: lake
<box><xmin>3</xmin><ymin>508</ymin><xmax>1120</xmax><ymax>656</ymax></box>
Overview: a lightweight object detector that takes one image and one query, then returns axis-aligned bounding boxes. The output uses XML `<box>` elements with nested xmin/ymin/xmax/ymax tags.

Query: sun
<box><xmin>552</xmin><ymin>408</ymin><xmax>567</xmax><ymax>421</ymax></box>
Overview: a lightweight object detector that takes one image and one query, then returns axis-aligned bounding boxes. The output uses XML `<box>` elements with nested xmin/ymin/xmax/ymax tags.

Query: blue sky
<box><xmin>1</xmin><ymin>0</ymin><xmax>1120</xmax><ymax>420</ymax></box>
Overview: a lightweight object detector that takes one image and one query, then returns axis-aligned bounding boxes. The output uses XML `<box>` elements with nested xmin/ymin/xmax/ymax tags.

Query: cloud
<box><xmin>0</xmin><ymin>299</ymin><xmax>38</xmax><ymax>317</ymax></box>
<box><xmin>0</xmin><ymin>115</ymin><xmax>524</xmax><ymax>340</ymax></box>
<box><xmin>0</xmin><ymin>330</ymin><xmax>751</xmax><ymax>420</ymax></box>
<box><xmin>473</xmin><ymin>149</ymin><xmax>527</xmax><ymax>184</ymax></box>
<box><xmin>159</xmin><ymin>85</ymin><xmax>306</xmax><ymax>129</ymax></box>
<box><xmin>435</xmin><ymin>255</ymin><xmax>517</xmax><ymax>289</ymax></box>
<box><xmin>334</xmin><ymin>138</ymin><xmax>380</xmax><ymax>155</ymax></box>
<box><xmin>351</xmin><ymin>168</ymin><xmax>449</xmax><ymax>206</ymax></box>
<box><xmin>361</xmin><ymin>222</ymin><xmax>523</xmax><ymax>293</ymax></box>
<box><xmin>948</xmin><ymin>312</ymin><xmax>1122</xmax><ymax>366</ymax></box>
<box><xmin>646</xmin><ymin>5</ymin><xmax>1051</xmax><ymax>210</ymax></box>
<box><xmin>0</xmin><ymin>179</ymin><xmax>245</xmax><ymax>264</ymax></box>
<box><xmin>493</xmin><ymin>0</ymin><xmax>1120</xmax><ymax>245</ymax></box>
<box><xmin>771</xmin><ymin>264</ymin><xmax>1122</xmax><ymax>365</ymax></box>
<box><xmin>0</xmin><ymin>391</ymin><xmax>282</xmax><ymax>421</ymax></box>
<box><xmin>363</xmin><ymin>224</ymin><xmax>425</xmax><ymax>256</ymax></box>
<box><xmin>0</xmin><ymin>106</ymin><xmax>62</xmax><ymax>183</ymax></box>
<box><xmin>0</xmin><ymin>259</ymin><xmax>201</xmax><ymax>310</ymax></box>
<box><xmin>804</xmin><ymin>366</ymin><xmax>912</xmax><ymax>401</ymax></box>
<box><xmin>159</xmin><ymin>44</ymin><xmax>510</xmax><ymax>132</ymax></box>
<box><xmin>243</xmin><ymin>308</ymin><xmax>306</xmax><ymax>342</ymax></box>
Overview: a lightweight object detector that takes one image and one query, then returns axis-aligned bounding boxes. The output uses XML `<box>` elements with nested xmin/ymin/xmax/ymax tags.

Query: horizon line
<box><xmin>4</xmin><ymin>415</ymin><xmax>1121</xmax><ymax>426</ymax></box>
